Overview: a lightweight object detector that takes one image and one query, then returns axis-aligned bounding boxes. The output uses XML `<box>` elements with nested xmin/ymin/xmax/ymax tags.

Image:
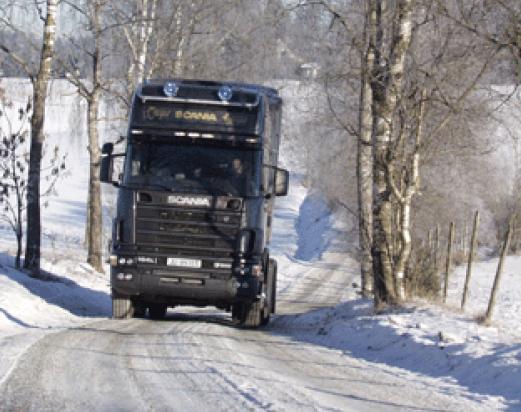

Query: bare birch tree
<box><xmin>309</xmin><ymin>0</ymin><xmax>374</xmax><ymax>295</ymax></box>
<box><xmin>358</xmin><ymin>0</ymin><xmax>376</xmax><ymax>296</ymax></box>
<box><xmin>107</xmin><ymin>0</ymin><xmax>203</xmax><ymax>106</ymax></box>
<box><xmin>110</xmin><ymin>0</ymin><xmax>158</xmax><ymax>103</ymax></box>
<box><xmin>390</xmin><ymin>90</ymin><xmax>426</xmax><ymax>299</ymax></box>
<box><xmin>23</xmin><ymin>0</ymin><xmax>58</xmax><ymax>276</ymax></box>
<box><xmin>85</xmin><ymin>2</ymin><xmax>104</xmax><ymax>273</ymax></box>
<box><xmin>369</xmin><ymin>0</ymin><xmax>415</xmax><ymax>306</ymax></box>
<box><xmin>60</xmin><ymin>0</ymin><xmax>110</xmax><ymax>273</ymax></box>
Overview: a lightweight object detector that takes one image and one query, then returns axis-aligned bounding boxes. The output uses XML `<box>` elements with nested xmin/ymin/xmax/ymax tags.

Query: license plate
<box><xmin>167</xmin><ymin>257</ymin><xmax>202</xmax><ymax>269</ymax></box>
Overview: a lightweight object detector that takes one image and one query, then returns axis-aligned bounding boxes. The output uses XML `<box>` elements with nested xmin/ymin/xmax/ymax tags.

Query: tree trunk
<box><xmin>358</xmin><ymin>0</ymin><xmax>375</xmax><ymax>297</ymax></box>
<box><xmin>371</xmin><ymin>0</ymin><xmax>395</xmax><ymax>308</ymax></box>
<box><xmin>86</xmin><ymin>2</ymin><xmax>104</xmax><ymax>273</ymax></box>
<box><xmin>173</xmin><ymin>2</ymin><xmax>196</xmax><ymax>77</ymax></box>
<box><xmin>434</xmin><ymin>224</ymin><xmax>440</xmax><ymax>269</ymax></box>
<box><xmin>394</xmin><ymin>90</ymin><xmax>426</xmax><ymax>302</ymax></box>
<box><xmin>84</xmin><ymin>189</ymin><xmax>91</xmax><ymax>248</ymax></box>
<box><xmin>15</xmin><ymin>230</ymin><xmax>22</xmax><ymax>269</ymax></box>
<box><xmin>137</xmin><ymin>0</ymin><xmax>150</xmax><ymax>82</ymax></box>
<box><xmin>137</xmin><ymin>0</ymin><xmax>157</xmax><ymax>82</ymax></box>
<box><xmin>24</xmin><ymin>0</ymin><xmax>58</xmax><ymax>276</ymax></box>
<box><xmin>371</xmin><ymin>0</ymin><xmax>414</xmax><ymax>307</ymax></box>
<box><xmin>15</xmin><ymin>176</ymin><xmax>23</xmax><ymax>269</ymax></box>
<box><xmin>443</xmin><ymin>221</ymin><xmax>455</xmax><ymax>303</ymax></box>
<box><xmin>87</xmin><ymin>96</ymin><xmax>103</xmax><ymax>273</ymax></box>
<box><xmin>461</xmin><ymin>210</ymin><xmax>479</xmax><ymax>310</ymax></box>
<box><xmin>372</xmin><ymin>177</ymin><xmax>396</xmax><ymax>308</ymax></box>
<box><xmin>173</xmin><ymin>5</ymin><xmax>185</xmax><ymax>76</ymax></box>
<box><xmin>124</xmin><ymin>0</ymin><xmax>157</xmax><ymax>105</ymax></box>
<box><xmin>483</xmin><ymin>218</ymin><xmax>513</xmax><ymax>325</ymax></box>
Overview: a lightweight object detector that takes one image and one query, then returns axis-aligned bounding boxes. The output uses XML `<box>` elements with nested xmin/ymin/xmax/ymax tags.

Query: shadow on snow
<box><xmin>0</xmin><ymin>251</ymin><xmax>111</xmax><ymax>319</ymax></box>
<box><xmin>267</xmin><ymin>301</ymin><xmax>521</xmax><ymax>410</ymax></box>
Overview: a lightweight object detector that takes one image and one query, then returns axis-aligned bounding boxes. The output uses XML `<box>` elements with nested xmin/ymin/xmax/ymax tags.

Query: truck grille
<box><xmin>135</xmin><ymin>203</ymin><xmax>241</xmax><ymax>256</ymax></box>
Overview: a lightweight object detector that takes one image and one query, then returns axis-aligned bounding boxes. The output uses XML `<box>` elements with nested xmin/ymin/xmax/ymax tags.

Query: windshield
<box><xmin>123</xmin><ymin>141</ymin><xmax>260</xmax><ymax>197</ymax></box>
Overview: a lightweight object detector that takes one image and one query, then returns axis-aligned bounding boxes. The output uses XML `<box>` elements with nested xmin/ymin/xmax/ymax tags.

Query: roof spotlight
<box><xmin>163</xmin><ymin>81</ymin><xmax>179</xmax><ymax>97</ymax></box>
<box><xmin>218</xmin><ymin>85</ymin><xmax>233</xmax><ymax>102</ymax></box>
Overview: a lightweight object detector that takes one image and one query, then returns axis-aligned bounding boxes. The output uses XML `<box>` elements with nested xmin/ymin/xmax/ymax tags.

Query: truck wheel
<box><xmin>112</xmin><ymin>290</ymin><xmax>134</xmax><ymax>319</ymax></box>
<box><xmin>269</xmin><ymin>258</ymin><xmax>277</xmax><ymax>314</ymax></box>
<box><xmin>149</xmin><ymin>304</ymin><xmax>167</xmax><ymax>320</ymax></box>
<box><xmin>260</xmin><ymin>309</ymin><xmax>270</xmax><ymax>326</ymax></box>
<box><xmin>260</xmin><ymin>258</ymin><xmax>278</xmax><ymax>326</ymax></box>
<box><xmin>232</xmin><ymin>301</ymin><xmax>262</xmax><ymax>328</ymax></box>
<box><xmin>133</xmin><ymin>300</ymin><xmax>147</xmax><ymax>318</ymax></box>
<box><xmin>260</xmin><ymin>290</ymin><xmax>271</xmax><ymax>326</ymax></box>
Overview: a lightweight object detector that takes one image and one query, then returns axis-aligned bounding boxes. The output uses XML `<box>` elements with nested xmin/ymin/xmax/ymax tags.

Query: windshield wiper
<box><xmin>119</xmin><ymin>182</ymin><xmax>240</xmax><ymax>196</ymax></box>
<box><xmin>117</xmin><ymin>182</ymin><xmax>176</xmax><ymax>192</ymax></box>
<box><xmin>142</xmin><ymin>183</ymin><xmax>176</xmax><ymax>192</ymax></box>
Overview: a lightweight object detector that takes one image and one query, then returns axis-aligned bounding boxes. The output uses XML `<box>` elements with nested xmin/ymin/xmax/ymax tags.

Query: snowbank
<box><xmin>273</xmin><ymin>255</ymin><xmax>521</xmax><ymax>409</ymax></box>
<box><xmin>0</xmin><ymin>250</ymin><xmax>110</xmax><ymax>386</ymax></box>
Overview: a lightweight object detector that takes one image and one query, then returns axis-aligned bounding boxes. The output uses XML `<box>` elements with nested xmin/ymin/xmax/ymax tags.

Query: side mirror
<box><xmin>102</xmin><ymin>142</ymin><xmax>114</xmax><ymax>155</ymax></box>
<box><xmin>100</xmin><ymin>143</ymin><xmax>114</xmax><ymax>184</ymax></box>
<box><xmin>274</xmin><ymin>168</ymin><xmax>289</xmax><ymax>196</ymax></box>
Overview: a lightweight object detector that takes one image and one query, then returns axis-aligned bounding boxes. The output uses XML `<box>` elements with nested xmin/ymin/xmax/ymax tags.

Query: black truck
<box><xmin>100</xmin><ymin>79</ymin><xmax>288</xmax><ymax>327</ymax></box>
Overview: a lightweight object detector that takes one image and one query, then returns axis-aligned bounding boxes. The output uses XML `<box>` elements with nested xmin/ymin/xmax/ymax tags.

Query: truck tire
<box><xmin>149</xmin><ymin>304</ymin><xmax>167</xmax><ymax>320</ymax></box>
<box><xmin>259</xmin><ymin>262</ymin><xmax>273</xmax><ymax>326</ymax></box>
<box><xmin>133</xmin><ymin>300</ymin><xmax>147</xmax><ymax>318</ymax></box>
<box><xmin>232</xmin><ymin>301</ymin><xmax>262</xmax><ymax>328</ymax></box>
<box><xmin>112</xmin><ymin>290</ymin><xmax>134</xmax><ymax>319</ymax></box>
<box><xmin>269</xmin><ymin>258</ymin><xmax>277</xmax><ymax>314</ymax></box>
<box><xmin>260</xmin><ymin>307</ymin><xmax>270</xmax><ymax>326</ymax></box>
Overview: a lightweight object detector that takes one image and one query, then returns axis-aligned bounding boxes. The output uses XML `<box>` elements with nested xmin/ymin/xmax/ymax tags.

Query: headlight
<box><xmin>214</xmin><ymin>262</ymin><xmax>232</xmax><ymax>269</ymax></box>
<box><xmin>251</xmin><ymin>264</ymin><xmax>262</xmax><ymax>277</ymax></box>
<box><xmin>218</xmin><ymin>85</ymin><xmax>233</xmax><ymax>101</ymax></box>
<box><xmin>163</xmin><ymin>81</ymin><xmax>179</xmax><ymax>97</ymax></box>
<box><xmin>137</xmin><ymin>256</ymin><xmax>157</xmax><ymax>264</ymax></box>
<box><xmin>227</xmin><ymin>199</ymin><xmax>241</xmax><ymax>210</ymax></box>
<box><xmin>238</xmin><ymin>229</ymin><xmax>254</xmax><ymax>254</ymax></box>
<box><xmin>117</xmin><ymin>257</ymin><xmax>135</xmax><ymax>266</ymax></box>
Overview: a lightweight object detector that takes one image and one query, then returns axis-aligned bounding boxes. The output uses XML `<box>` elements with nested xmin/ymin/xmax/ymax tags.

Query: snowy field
<box><xmin>0</xmin><ymin>79</ymin><xmax>520</xmax><ymax>410</ymax></box>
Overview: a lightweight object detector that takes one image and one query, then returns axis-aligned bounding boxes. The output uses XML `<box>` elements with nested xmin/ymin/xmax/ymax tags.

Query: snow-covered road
<box><xmin>0</xmin><ymin>251</ymin><xmax>501</xmax><ymax>411</ymax></box>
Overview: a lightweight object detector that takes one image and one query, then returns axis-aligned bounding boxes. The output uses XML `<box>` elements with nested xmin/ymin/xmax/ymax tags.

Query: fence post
<box><xmin>483</xmin><ymin>219</ymin><xmax>513</xmax><ymax>325</ymax></box>
<box><xmin>461</xmin><ymin>211</ymin><xmax>479</xmax><ymax>310</ymax></box>
<box><xmin>443</xmin><ymin>221</ymin><xmax>455</xmax><ymax>303</ymax></box>
<box><xmin>463</xmin><ymin>219</ymin><xmax>468</xmax><ymax>255</ymax></box>
<box><xmin>434</xmin><ymin>224</ymin><xmax>440</xmax><ymax>269</ymax></box>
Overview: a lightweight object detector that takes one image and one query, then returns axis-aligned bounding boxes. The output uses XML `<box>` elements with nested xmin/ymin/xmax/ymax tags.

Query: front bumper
<box><xmin>110</xmin><ymin>262</ymin><xmax>261</xmax><ymax>305</ymax></box>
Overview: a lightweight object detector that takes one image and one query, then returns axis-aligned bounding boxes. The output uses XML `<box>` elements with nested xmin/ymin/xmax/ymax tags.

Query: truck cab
<box><xmin>100</xmin><ymin>79</ymin><xmax>288</xmax><ymax>327</ymax></box>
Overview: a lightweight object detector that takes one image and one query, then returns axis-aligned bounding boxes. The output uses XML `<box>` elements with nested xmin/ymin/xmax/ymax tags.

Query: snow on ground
<box><xmin>0</xmin><ymin>251</ymin><xmax>111</xmax><ymax>384</ymax></box>
<box><xmin>275</xmin><ymin>254</ymin><xmax>521</xmax><ymax>409</ymax></box>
